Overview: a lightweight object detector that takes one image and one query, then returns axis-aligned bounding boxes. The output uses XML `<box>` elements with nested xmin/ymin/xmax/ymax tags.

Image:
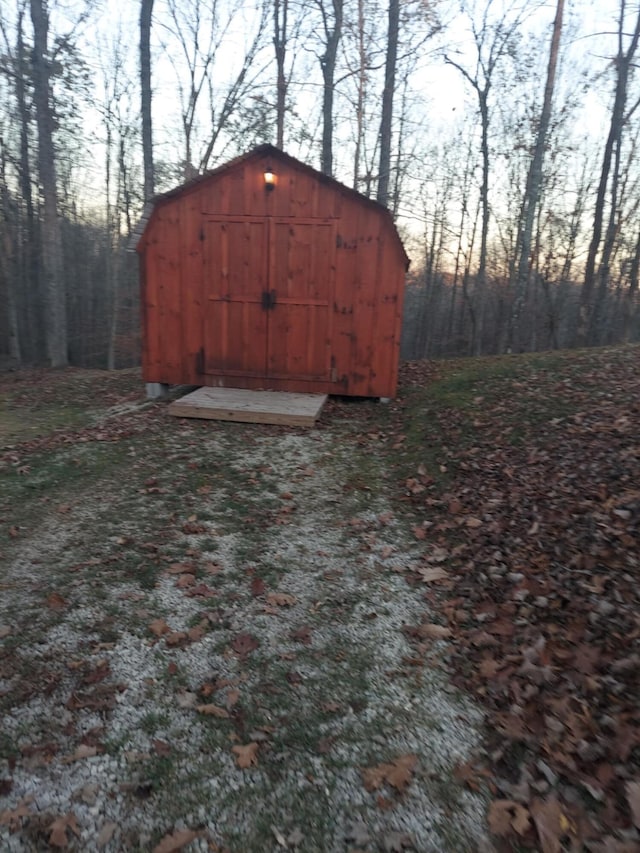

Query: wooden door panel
<box><xmin>203</xmin><ymin>219</ymin><xmax>268</xmax><ymax>376</ymax></box>
<box><xmin>268</xmin><ymin>220</ymin><xmax>334</xmax><ymax>380</ymax></box>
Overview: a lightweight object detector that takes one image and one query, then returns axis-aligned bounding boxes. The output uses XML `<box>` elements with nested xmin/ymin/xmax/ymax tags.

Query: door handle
<box><xmin>261</xmin><ymin>290</ymin><xmax>277</xmax><ymax>310</ymax></box>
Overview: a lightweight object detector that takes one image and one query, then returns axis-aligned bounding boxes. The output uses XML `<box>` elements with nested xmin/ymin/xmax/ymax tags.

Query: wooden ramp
<box><xmin>168</xmin><ymin>387</ymin><xmax>327</xmax><ymax>427</ymax></box>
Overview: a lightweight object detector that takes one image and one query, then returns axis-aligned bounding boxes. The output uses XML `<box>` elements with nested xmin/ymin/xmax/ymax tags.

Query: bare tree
<box><xmin>509</xmin><ymin>0</ymin><xmax>564</xmax><ymax>351</ymax></box>
<box><xmin>315</xmin><ymin>0</ymin><xmax>343</xmax><ymax>176</ymax></box>
<box><xmin>30</xmin><ymin>0</ymin><xmax>67</xmax><ymax>367</ymax></box>
<box><xmin>140</xmin><ymin>0</ymin><xmax>154</xmax><ymax>199</ymax></box>
<box><xmin>578</xmin><ymin>1</ymin><xmax>640</xmax><ymax>345</ymax></box>
<box><xmin>273</xmin><ymin>0</ymin><xmax>289</xmax><ymax>148</ymax></box>
<box><xmin>376</xmin><ymin>0</ymin><xmax>398</xmax><ymax>206</ymax></box>
<box><xmin>445</xmin><ymin>0</ymin><xmax>529</xmax><ymax>352</ymax></box>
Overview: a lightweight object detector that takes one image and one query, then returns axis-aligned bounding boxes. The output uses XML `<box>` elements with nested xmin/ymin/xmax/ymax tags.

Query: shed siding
<box><xmin>138</xmin><ymin>146</ymin><xmax>407</xmax><ymax>398</ymax></box>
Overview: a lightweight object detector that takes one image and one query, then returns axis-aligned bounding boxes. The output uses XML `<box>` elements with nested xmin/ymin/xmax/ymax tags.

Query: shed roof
<box><xmin>132</xmin><ymin>144</ymin><xmax>409</xmax><ymax>268</ymax></box>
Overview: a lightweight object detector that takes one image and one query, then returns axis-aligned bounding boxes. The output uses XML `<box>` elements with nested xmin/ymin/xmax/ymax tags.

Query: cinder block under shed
<box><xmin>168</xmin><ymin>387</ymin><xmax>327</xmax><ymax>427</ymax></box>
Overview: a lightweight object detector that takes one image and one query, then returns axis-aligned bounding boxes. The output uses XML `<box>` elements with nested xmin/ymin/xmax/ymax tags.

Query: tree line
<box><xmin>1</xmin><ymin>0</ymin><xmax>639</xmax><ymax>369</ymax></box>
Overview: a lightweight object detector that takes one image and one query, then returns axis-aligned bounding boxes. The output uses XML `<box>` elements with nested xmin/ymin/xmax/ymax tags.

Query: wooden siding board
<box><xmin>151</xmin><ymin>211</ymin><xmax>183</xmax><ymax>384</ymax></box>
<box><xmin>352</xmin><ymin>208</ymin><xmax>380</xmax><ymax>396</ymax></box>
<box><xmin>332</xmin><ymin>201</ymin><xmax>359</xmax><ymax>391</ymax></box>
<box><xmin>179</xmin><ymin>195</ymin><xmax>205</xmax><ymax>383</ymax></box>
<box><xmin>369</xmin><ymin>234</ymin><xmax>398</xmax><ymax>395</ymax></box>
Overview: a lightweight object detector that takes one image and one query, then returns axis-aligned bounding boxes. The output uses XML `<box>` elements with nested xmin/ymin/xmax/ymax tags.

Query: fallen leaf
<box><xmin>530</xmin><ymin>796</ymin><xmax>568</xmax><ymax>853</ymax></box>
<box><xmin>251</xmin><ymin>577</ymin><xmax>266</xmax><ymax>597</ymax></box>
<box><xmin>46</xmin><ymin>592</ymin><xmax>67</xmax><ymax>611</ymax></box>
<box><xmin>165</xmin><ymin>631</ymin><xmax>188</xmax><ymax>647</ymax></box>
<box><xmin>152</xmin><ymin>828</ymin><xmax>198</xmax><ymax>853</ymax></box>
<box><xmin>96</xmin><ymin>821</ymin><xmax>117</xmax><ymax>848</ymax></box>
<box><xmin>64</xmin><ymin>744</ymin><xmax>97</xmax><ymax>763</ymax></box>
<box><xmin>626</xmin><ymin>781</ymin><xmax>640</xmax><ymax>828</ymax></box>
<box><xmin>176</xmin><ymin>691</ymin><xmax>197</xmax><ymax>709</ymax></box>
<box><xmin>0</xmin><ymin>797</ymin><xmax>33</xmax><ymax>830</ymax></box>
<box><xmin>465</xmin><ymin>517</ymin><xmax>483</xmax><ymax>528</ymax></box>
<box><xmin>168</xmin><ymin>562</ymin><xmax>195</xmax><ymax>575</ymax></box>
<box><xmin>187</xmin><ymin>625</ymin><xmax>206</xmax><ymax>643</ymax></box>
<box><xmin>232</xmin><ymin>742</ymin><xmax>259</xmax><ymax>768</ymax></box>
<box><xmin>416</xmin><ymin>623</ymin><xmax>452</xmax><ymax>640</ymax></box>
<box><xmin>226</xmin><ymin>689</ymin><xmax>240</xmax><ymax>709</ymax></box>
<box><xmin>152</xmin><ymin>739</ymin><xmax>172</xmax><ymax>756</ymax></box>
<box><xmin>362</xmin><ymin>754</ymin><xmax>417</xmax><ymax>793</ymax></box>
<box><xmin>267</xmin><ymin>592</ymin><xmax>297</xmax><ymax>607</ymax></box>
<box><xmin>196</xmin><ymin>704</ymin><xmax>230</xmax><ymax>718</ymax></box>
<box><xmin>418</xmin><ymin>567</ymin><xmax>449</xmax><ymax>582</ymax></box>
<box><xmin>291</xmin><ymin>625</ymin><xmax>312</xmax><ymax>644</ymax></box>
<box><xmin>272</xmin><ymin>825</ymin><xmax>288</xmax><ymax>847</ymax></box>
<box><xmin>149</xmin><ymin>619</ymin><xmax>170</xmax><ymax>637</ymax></box>
<box><xmin>488</xmin><ymin>800</ymin><xmax>530</xmax><ymax>837</ymax></box>
<box><xmin>49</xmin><ymin>813</ymin><xmax>80</xmax><ymax>848</ymax></box>
<box><xmin>231</xmin><ymin>633</ymin><xmax>259</xmax><ymax>658</ymax></box>
<box><xmin>383</xmin><ymin>830</ymin><xmax>414</xmax><ymax>852</ymax></box>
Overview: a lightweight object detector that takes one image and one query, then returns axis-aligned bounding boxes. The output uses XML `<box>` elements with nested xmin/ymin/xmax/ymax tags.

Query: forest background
<box><xmin>0</xmin><ymin>0</ymin><xmax>638</xmax><ymax>370</ymax></box>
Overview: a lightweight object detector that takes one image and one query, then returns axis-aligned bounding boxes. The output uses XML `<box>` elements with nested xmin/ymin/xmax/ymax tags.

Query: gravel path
<box><xmin>1</xmin><ymin>416</ymin><xmax>491</xmax><ymax>852</ymax></box>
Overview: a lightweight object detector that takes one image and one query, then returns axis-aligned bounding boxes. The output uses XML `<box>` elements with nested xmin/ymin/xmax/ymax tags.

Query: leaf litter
<box><xmin>394</xmin><ymin>346</ymin><xmax>640</xmax><ymax>852</ymax></box>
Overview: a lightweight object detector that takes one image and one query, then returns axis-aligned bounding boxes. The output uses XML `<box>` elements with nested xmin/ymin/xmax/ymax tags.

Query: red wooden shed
<box><xmin>136</xmin><ymin>144</ymin><xmax>409</xmax><ymax>399</ymax></box>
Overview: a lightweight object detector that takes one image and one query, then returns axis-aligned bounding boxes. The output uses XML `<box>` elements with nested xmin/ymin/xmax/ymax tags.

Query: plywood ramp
<box><xmin>168</xmin><ymin>387</ymin><xmax>327</xmax><ymax>427</ymax></box>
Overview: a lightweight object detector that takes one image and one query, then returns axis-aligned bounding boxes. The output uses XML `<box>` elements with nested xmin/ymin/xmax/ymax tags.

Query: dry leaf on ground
<box><xmin>231</xmin><ymin>633</ymin><xmax>259</xmax><ymax>658</ymax></box>
<box><xmin>152</xmin><ymin>828</ymin><xmax>199</xmax><ymax>853</ymax></box>
<box><xmin>232</xmin><ymin>742</ymin><xmax>259</xmax><ymax>769</ymax></box>
<box><xmin>196</xmin><ymin>704</ymin><xmax>229</xmax><ymax>718</ymax></box>
<box><xmin>626</xmin><ymin>781</ymin><xmax>640</xmax><ymax>828</ymax></box>
<box><xmin>362</xmin><ymin>754</ymin><xmax>417</xmax><ymax>793</ymax></box>
<box><xmin>488</xmin><ymin>800</ymin><xmax>530</xmax><ymax>837</ymax></box>
<box><xmin>48</xmin><ymin>813</ymin><xmax>80</xmax><ymax>848</ymax></box>
<box><xmin>267</xmin><ymin>592</ymin><xmax>297</xmax><ymax>607</ymax></box>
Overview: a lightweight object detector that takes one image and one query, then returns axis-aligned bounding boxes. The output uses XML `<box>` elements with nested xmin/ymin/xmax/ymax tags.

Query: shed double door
<box><xmin>203</xmin><ymin>217</ymin><xmax>335</xmax><ymax>381</ymax></box>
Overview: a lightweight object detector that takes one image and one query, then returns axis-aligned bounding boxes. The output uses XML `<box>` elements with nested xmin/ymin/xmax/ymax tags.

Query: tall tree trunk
<box><xmin>140</xmin><ymin>0</ymin><xmax>155</xmax><ymax>200</ymax></box>
<box><xmin>622</xmin><ymin>225</ymin><xmax>640</xmax><ymax>341</ymax></box>
<box><xmin>30</xmin><ymin>0</ymin><xmax>67</xmax><ymax>367</ymax></box>
<box><xmin>352</xmin><ymin>0</ymin><xmax>366</xmax><ymax>190</ymax></box>
<box><xmin>510</xmin><ymin>0</ymin><xmax>564</xmax><ymax>350</ymax></box>
<box><xmin>16</xmin><ymin>7</ymin><xmax>42</xmax><ymax>362</ymax></box>
<box><xmin>274</xmin><ymin>0</ymin><xmax>288</xmax><ymax>149</ymax></box>
<box><xmin>578</xmin><ymin>3</ymin><xmax>640</xmax><ymax>346</ymax></box>
<box><xmin>477</xmin><ymin>89</ymin><xmax>489</xmax><ymax>298</ymax></box>
<box><xmin>0</xmin><ymin>140</ymin><xmax>21</xmax><ymax>360</ymax></box>
<box><xmin>319</xmin><ymin>0</ymin><xmax>343</xmax><ymax>176</ymax></box>
<box><xmin>376</xmin><ymin>0</ymin><xmax>399</xmax><ymax>207</ymax></box>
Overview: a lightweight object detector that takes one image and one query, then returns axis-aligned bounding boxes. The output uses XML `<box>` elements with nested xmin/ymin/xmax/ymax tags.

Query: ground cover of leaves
<box><xmin>1</xmin><ymin>344</ymin><xmax>639</xmax><ymax>852</ymax></box>
<box><xmin>391</xmin><ymin>345</ymin><xmax>640</xmax><ymax>852</ymax></box>
<box><xmin>0</xmin><ymin>368</ymin><xmax>487</xmax><ymax>852</ymax></box>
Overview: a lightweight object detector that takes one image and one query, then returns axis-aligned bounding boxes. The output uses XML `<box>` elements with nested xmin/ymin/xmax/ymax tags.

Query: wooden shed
<box><xmin>136</xmin><ymin>144</ymin><xmax>409</xmax><ymax>399</ymax></box>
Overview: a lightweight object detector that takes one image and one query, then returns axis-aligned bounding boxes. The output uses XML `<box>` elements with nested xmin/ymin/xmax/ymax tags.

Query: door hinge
<box><xmin>196</xmin><ymin>347</ymin><xmax>204</xmax><ymax>374</ymax></box>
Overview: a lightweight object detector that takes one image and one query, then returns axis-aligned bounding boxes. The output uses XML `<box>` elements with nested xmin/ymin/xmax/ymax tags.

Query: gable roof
<box><xmin>132</xmin><ymin>144</ymin><xmax>409</xmax><ymax>268</ymax></box>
